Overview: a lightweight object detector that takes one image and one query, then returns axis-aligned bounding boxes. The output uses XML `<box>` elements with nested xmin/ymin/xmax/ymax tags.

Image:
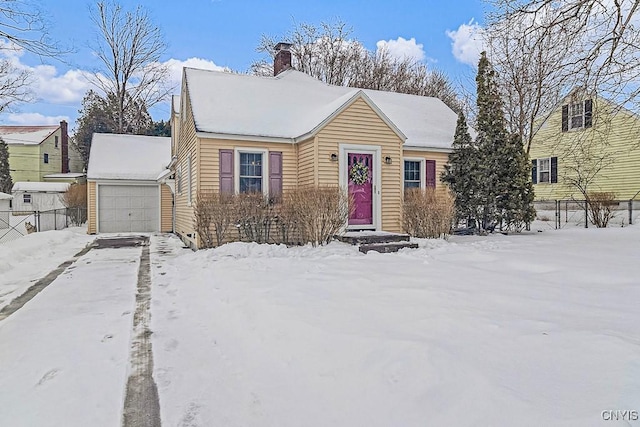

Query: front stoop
<box><xmin>336</xmin><ymin>231</ymin><xmax>418</xmax><ymax>253</ymax></box>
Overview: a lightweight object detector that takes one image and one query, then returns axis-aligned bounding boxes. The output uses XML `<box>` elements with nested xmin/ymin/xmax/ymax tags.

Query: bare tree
<box><xmin>253</xmin><ymin>20</ymin><xmax>463</xmax><ymax>113</ymax></box>
<box><xmin>487</xmin><ymin>0</ymin><xmax>640</xmax><ymax>117</ymax></box>
<box><xmin>90</xmin><ymin>1</ymin><xmax>169</xmax><ymax>133</ymax></box>
<box><xmin>0</xmin><ymin>0</ymin><xmax>68</xmax><ymax>113</ymax></box>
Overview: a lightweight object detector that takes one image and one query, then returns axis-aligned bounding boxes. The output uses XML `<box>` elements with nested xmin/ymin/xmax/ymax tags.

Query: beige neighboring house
<box><xmin>171</xmin><ymin>43</ymin><xmax>460</xmax><ymax>249</ymax></box>
<box><xmin>86</xmin><ymin>133</ymin><xmax>173</xmax><ymax>234</ymax></box>
<box><xmin>0</xmin><ymin>121</ymin><xmax>83</xmax><ymax>182</ymax></box>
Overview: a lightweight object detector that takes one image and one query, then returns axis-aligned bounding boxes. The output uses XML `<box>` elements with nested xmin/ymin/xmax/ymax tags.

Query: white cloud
<box><xmin>31</xmin><ymin>66</ymin><xmax>93</xmax><ymax>103</ymax></box>
<box><xmin>447</xmin><ymin>20</ymin><xmax>486</xmax><ymax>66</ymax></box>
<box><xmin>376</xmin><ymin>37</ymin><xmax>426</xmax><ymax>62</ymax></box>
<box><xmin>163</xmin><ymin>57</ymin><xmax>228</xmax><ymax>90</ymax></box>
<box><xmin>7</xmin><ymin>112</ymin><xmax>70</xmax><ymax>125</ymax></box>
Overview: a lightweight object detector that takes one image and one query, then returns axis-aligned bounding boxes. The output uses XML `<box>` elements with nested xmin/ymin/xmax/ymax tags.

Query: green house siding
<box><xmin>530</xmin><ymin>96</ymin><xmax>640</xmax><ymax>200</ymax></box>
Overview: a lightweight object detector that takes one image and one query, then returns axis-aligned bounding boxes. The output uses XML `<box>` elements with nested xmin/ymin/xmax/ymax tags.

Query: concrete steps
<box><xmin>336</xmin><ymin>231</ymin><xmax>418</xmax><ymax>254</ymax></box>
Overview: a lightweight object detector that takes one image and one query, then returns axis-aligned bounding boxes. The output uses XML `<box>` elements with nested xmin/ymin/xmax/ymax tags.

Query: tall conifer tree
<box><xmin>442</xmin><ymin>112</ymin><xmax>481</xmax><ymax>226</ymax></box>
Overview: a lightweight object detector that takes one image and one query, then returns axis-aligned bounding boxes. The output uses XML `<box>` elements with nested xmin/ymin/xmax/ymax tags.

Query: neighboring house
<box><xmin>171</xmin><ymin>43</ymin><xmax>460</xmax><ymax>249</ymax></box>
<box><xmin>0</xmin><ymin>121</ymin><xmax>83</xmax><ymax>182</ymax></box>
<box><xmin>0</xmin><ymin>192</ymin><xmax>11</xmax><ymax>228</ymax></box>
<box><xmin>11</xmin><ymin>182</ymin><xmax>69</xmax><ymax>212</ymax></box>
<box><xmin>86</xmin><ymin>133</ymin><xmax>173</xmax><ymax>234</ymax></box>
<box><xmin>530</xmin><ymin>90</ymin><xmax>640</xmax><ymax>201</ymax></box>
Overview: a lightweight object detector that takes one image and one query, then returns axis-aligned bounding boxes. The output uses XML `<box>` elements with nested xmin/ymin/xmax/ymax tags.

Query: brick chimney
<box><xmin>60</xmin><ymin>120</ymin><xmax>69</xmax><ymax>173</ymax></box>
<box><xmin>274</xmin><ymin>42</ymin><xmax>292</xmax><ymax>76</ymax></box>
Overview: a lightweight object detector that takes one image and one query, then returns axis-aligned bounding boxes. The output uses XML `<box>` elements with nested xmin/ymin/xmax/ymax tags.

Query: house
<box><xmin>0</xmin><ymin>121</ymin><xmax>83</xmax><ymax>182</ymax></box>
<box><xmin>86</xmin><ymin>133</ymin><xmax>173</xmax><ymax>234</ymax></box>
<box><xmin>0</xmin><ymin>192</ymin><xmax>11</xmax><ymax>229</ymax></box>
<box><xmin>530</xmin><ymin>90</ymin><xmax>640</xmax><ymax>201</ymax></box>
<box><xmin>171</xmin><ymin>43</ymin><xmax>460</xmax><ymax>249</ymax></box>
<box><xmin>11</xmin><ymin>182</ymin><xmax>69</xmax><ymax>212</ymax></box>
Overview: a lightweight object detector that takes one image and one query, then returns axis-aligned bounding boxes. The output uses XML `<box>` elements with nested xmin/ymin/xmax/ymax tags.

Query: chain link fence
<box><xmin>533</xmin><ymin>200</ymin><xmax>640</xmax><ymax>229</ymax></box>
<box><xmin>0</xmin><ymin>208</ymin><xmax>87</xmax><ymax>244</ymax></box>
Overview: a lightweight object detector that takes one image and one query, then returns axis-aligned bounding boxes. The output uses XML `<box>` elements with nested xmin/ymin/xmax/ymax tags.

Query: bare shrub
<box><xmin>586</xmin><ymin>191</ymin><xmax>617</xmax><ymax>228</ymax></box>
<box><xmin>274</xmin><ymin>193</ymin><xmax>301</xmax><ymax>245</ymax></box>
<box><xmin>194</xmin><ymin>191</ymin><xmax>239</xmax><ymax>248</ymax></box>
<box><xmin>403</xmin><ymin>188</ymin><xmax>455</xmax><ymax>238</ymax></box>
<box><xmin>235</xmin><ymin>192</ymin><xmax>277</xmax><ymax>244</ymax></box>
<box><xmin>286</xmin><ymin>186</ymin><xmax>351</xmax><ymax>247</ymax></box>
<box><xmin>61</xmin><ymin>183</ymin><xmax>87</xmax><ymax>225</ymax></box>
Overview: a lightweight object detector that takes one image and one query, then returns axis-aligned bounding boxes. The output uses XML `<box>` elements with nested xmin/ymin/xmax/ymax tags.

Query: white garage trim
<box><xmin>96</xmin><ymin>181</ymin><xmax>161</xmax><ymax>233</ymax></box>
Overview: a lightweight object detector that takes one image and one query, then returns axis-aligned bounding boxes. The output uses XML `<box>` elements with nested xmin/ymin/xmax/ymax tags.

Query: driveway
<box><xmin>0</xmin><ymin>235</ymin><xmax>159</xmax><ymax>427</ymax></box>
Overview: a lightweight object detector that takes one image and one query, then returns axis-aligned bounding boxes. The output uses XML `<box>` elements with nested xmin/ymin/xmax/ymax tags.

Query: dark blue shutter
<box><xmin>531</xmin><ymin>159</ymin><xmax>537</xmax><ymax>184</ymax></box>
<box><xmin>584</xmin><ymin>99</ymin><xmax>593</xmax><ymax>128</ymax></box>
<box><xmin>219</xmin><ymin>149</ymin><xmax>234</xmax><ymax>194</ymax></box>
<box><xmin>562</xmin><ymin>105</ymin><xmax>568</xmax><ymax>132</ymax></box>
<box><xmin>551</xmin><ymin>157</ymin><xmax>558</xmax><ymax>183</ymax></box>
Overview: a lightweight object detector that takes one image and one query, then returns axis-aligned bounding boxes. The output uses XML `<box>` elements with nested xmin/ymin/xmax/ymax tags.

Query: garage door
<box><xmin>98</xmin><ymin>185</ymin><xmax>159</xmax><ymax>233</ymax></box>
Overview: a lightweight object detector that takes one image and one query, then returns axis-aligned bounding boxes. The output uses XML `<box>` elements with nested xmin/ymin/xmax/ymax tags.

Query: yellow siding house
<box><xmin>0</xmin><ymin>121</ymin><xmax>83</xmax><ymax>182</ymax></box>
<box><xmin>171</xmin><ymin>44</ymin><xmax>459</xmax><ymax>249</ymax></box>
<box><xmin>530</xmin><ymin>90</ymin><xmax>640</xmax><ymax>200</ymax></box>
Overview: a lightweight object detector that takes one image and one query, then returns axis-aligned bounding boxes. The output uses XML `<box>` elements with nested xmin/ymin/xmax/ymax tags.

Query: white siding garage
<box><xmin>98</xmin><ymin>185</ymin><xmax>159</xmax><ymax>233</ymax></box>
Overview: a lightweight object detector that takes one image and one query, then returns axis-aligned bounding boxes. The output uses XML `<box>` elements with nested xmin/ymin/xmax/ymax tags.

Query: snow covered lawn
<box><xmin>0</xmin><ymin>228</ymin><xmax>94</xmax><ymax>311</ymax></box>
<box><xmin>151</xmin><ymin>227</ymin><xmax>640</xmax><ymax>426</ymax></box>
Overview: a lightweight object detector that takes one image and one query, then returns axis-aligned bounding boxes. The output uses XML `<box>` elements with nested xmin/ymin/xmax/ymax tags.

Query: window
<box><xmin>404</xmin><ymin>160</ymin><xmax>421</xmax><ymax>189</ymax></box>
<box><xmin>562</xmin><ymin>99</ymin><xmax>592</xmax><ymax>131</ymax></box>
<box><xmin>569</xmin><ymin>102</ymin><xmax>583</xmax><ymax>129</ymax></box>
<box><xmin>239</xmin><ymin>152</ymin><xmax>263</xmax><ymax>193</ymax></box>
<box><xmin>43</xmin><ymin>153</ymin><xmax>49</xmax><ymax>164</ymax></box>
<box><xmin>23</xmin><ymin>194</ymin><xmax>31</xmax><ymax>204</ymax></box>
<box><xmin>538</xmin><ymin>158</ymin><xmax>551</xmax><ymax>183</ymax></box>
<box><xmin>54</xmin><ymin>136</ymin><xmax>59</xmax><ymax>148</ymax></box>
<box><xmin>532</xmin><ymin>157</ymin><xmax>558</xmax><ymax>184</ymax></box>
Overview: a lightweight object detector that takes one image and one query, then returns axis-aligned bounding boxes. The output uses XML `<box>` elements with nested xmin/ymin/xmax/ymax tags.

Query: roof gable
<box><xmin>184</xmin><ymin>68</ymin><xmax>458</xmax><ymax>150</ymax></box>
<box><xmin>0</xmin><ymin>125</ymin><xmax>59</xmax><ymax>145</ymax></box>
<box><xmin>87</xmin><ymin>133</ymin><xmax>171</xmax><ymax>181</ymax></box>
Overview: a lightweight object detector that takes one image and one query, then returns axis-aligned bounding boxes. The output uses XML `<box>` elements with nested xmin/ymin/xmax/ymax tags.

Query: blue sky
<box><xmin>0</xmin><ymin>0</ymin><xmax>486</xmax><ymax>130</ymax></box>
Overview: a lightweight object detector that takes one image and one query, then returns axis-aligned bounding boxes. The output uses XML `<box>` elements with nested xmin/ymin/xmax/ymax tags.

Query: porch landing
<box><xmin>335</xmin><ymin>231</ymin><xmax>418</xmax><ymax>253</ymax></box>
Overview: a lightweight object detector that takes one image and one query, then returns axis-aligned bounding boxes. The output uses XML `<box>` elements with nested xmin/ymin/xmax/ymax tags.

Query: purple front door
<box><xmin>348</xmin><ymin>153</ymin><xmax>373</xmax><ymax>226</ymax></box>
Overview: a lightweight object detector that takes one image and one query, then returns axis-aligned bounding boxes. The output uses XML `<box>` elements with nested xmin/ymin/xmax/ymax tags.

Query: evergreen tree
<box><xmin>442</xmin><ymin>112</ymin><xmax>481</xmax><ymax>227</ymax></box>
<box><xmin>475</xmin><ymin>51</ymin><xmax>535</xmax><ymax>231</ymax></box>
<box><xmin>0</xmin><ymin>137</ymin><xmax>12</xmax><ymax>194</ymax></box>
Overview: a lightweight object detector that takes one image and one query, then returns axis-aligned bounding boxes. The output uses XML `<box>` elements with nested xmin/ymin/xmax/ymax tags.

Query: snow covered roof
<box><xmin>0</xmin><ymin>191</ymin><xmax>12</xmax><ymax>200</ymax></box>
<box><xmin>87</xmin><ymin>133</ymin><xmax>171</xmax><ymax>181</ymax></box>
<box><xmin>172</xmin><ymin>95</ymin><xmax>180</xmax><ymax>115</ymax></box>
<box><xmin>184</xmin><ymin>68</ymin><xmax>460</xmax><ymax>150</ymax></box>
<box><xmin>44</xmin><ymin>173</ymin><xmax>86</xmax><ymax>179</ymax></box>
<box><xmin>12</xmin><ymin>182</ymin><xmax>70</xmax><ymax>193</ymax></box>
<box><xmin>0</xmin><ymin>125</ymin><xmax>58</xmax><ymax>145</ymax></box>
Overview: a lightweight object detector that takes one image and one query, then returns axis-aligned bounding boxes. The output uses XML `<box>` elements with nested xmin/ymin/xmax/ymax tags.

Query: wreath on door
<box><xmin>349</xmin><ymin>160</ymin><xmax>370</xmax><ymax>185</ymax></box>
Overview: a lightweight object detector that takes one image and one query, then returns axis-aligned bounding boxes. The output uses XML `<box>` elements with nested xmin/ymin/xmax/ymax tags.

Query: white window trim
<box><xmin>187</xmin><ymin>154</ymin><xmax>192</xmax><ymax>206</ymax></box>
<box><xmin>568</xmin><ymin>101</ymin><xmax>585</xmax><ymax>131</ymax></box>
<box><xmin>338</xmin><ymin>143</ymin><xmax>382</xmax><ymax>231</ymax></box>
<box><xmin>234</xmin><ymin>147</ymin><xmax>269</xmax><ymax>196</ymax></box>
<box><xmin>176</xmin><ymin>165</ymin><xmax>182</xmax><ymax>195</ymax></box>
<box><xmin>402</xmin><ymin>157</ymin><xmax>426</xmax><ymax>190</ymax></box>
<box><xmin>537</xmin><ymin>157</ymin><xmax>551</xmax><ymax>184</ymax></box>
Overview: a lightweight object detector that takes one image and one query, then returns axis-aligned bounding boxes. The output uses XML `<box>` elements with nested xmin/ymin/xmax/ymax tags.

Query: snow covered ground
<box><xmin>150</xmin><ymin>227</ymin><xmax>640</xmax><ymax>426</ymax></box>
<box><xmin>0</xmin><ymin>228</ymin><xmax>94</xmax><ymax>311</ymax></box>
<box><xmin>0</xmin><ymin>226</ymin><xmax>638</xmax><ymax>426</ymax></box>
